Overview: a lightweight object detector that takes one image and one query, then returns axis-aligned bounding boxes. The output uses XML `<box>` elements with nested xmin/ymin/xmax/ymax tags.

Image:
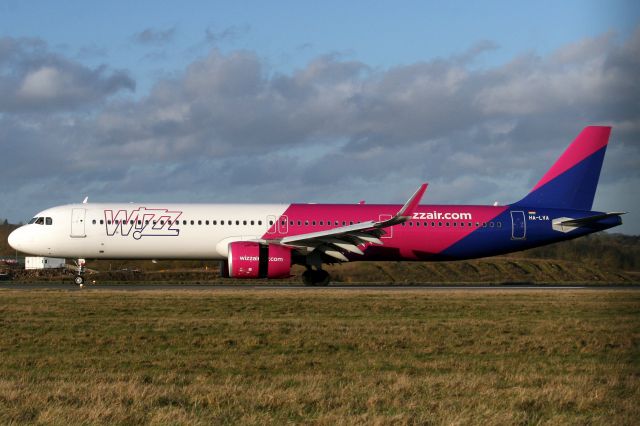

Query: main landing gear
<box><xmin>73</xmin><ymin>258</ymin><xmax>86</xmax><ymax>288</ymax></box>
<box><xmin>302</xmin><ymin>267</ymin><xmax>330</xmax><ymax>286</ymax></box>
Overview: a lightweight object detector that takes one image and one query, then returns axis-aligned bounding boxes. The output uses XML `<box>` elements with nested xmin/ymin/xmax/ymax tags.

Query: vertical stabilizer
<box><xmin>513</xmin><ymin>126</ymin><xmax>611</xmax><ymax>210</ymax></box>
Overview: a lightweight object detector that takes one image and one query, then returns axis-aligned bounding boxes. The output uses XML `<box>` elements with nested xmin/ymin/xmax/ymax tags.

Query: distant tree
<box><xmin>2</xmin><ymin>219</ymin><xmax>8</xmax><ymax>225</ymax></box>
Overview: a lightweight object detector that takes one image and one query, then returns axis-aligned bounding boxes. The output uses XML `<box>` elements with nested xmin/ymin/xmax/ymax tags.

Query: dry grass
<box><xmin>0</xmin><ymin>289</ymin><xmax>638</xmax><ymax>424</ymax></box>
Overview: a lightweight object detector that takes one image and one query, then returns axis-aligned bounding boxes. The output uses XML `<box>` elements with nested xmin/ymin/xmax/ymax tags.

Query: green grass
<box><xmin>0</xmin><ymin>289</ymin><xmax>638</xmax><ymax>424</ymax></box>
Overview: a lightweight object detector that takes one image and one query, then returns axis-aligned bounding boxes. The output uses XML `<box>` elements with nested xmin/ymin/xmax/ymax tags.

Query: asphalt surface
<box><xmin>0</xmin><ymin>282</ymin><xmax>638</xmax><ymax>291</ymax></box>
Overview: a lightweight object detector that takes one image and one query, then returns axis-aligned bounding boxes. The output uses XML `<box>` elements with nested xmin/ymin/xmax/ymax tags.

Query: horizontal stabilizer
<box><xmin>552</xmin><ymin>212</ymin><xmax>626</xmax><ymax>233</ymax></box>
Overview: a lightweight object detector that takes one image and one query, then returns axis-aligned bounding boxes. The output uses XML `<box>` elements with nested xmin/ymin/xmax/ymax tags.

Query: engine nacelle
<box><xmin>227</xmin><ymin>241</ymin><xmax>292</xmax><ymax>278</ymax></box>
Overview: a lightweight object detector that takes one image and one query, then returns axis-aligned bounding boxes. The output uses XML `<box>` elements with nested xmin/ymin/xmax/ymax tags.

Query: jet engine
<box><xmin>225</xmin><ymin>241</ymin><xmax>292</xmax><ymax>278</ymax></box>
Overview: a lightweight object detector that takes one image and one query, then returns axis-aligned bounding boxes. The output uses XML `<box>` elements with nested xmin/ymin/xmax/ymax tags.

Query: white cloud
<box><xmin>0</xmin><ymin>37</ymin><xmax>135</xmax><ymax>112</ymax></box>
<box><xmin>18</xmin><ymin>66</ymin><xmax>65</xmax><ymax>100</ymax></box>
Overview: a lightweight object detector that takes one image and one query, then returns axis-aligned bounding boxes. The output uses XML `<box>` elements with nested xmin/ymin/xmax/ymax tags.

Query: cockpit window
<box><xmin>35</xmin><ymin>217</ymin><xmax>45</xmax><ymax>225</ymax></box>
<box><xmin>29</xmin><ymin>218</ymin><xmax>37</xmax><ymax>224</ymax></box>
<box><xmin>45</xmin><ymin>217</ymin><xmax>52</xmax><ymax>225</ymax></box>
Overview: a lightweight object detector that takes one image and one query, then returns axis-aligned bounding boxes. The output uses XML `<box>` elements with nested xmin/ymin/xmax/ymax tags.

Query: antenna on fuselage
<box><xmin>82</xmin><ymin>196</ymin><xmax>88</xmax><ymax>204</ymax></box>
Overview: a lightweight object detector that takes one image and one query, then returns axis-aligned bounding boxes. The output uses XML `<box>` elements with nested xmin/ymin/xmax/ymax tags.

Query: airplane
<box><xmin>8</xmin><ymin>126</ymin><xmax>625</xmax><ymax>287</ymax></box>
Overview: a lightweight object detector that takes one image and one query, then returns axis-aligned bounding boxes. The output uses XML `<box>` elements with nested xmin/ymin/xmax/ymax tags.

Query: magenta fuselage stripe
<box><xmin>532</xmin><ymin>126</ymin><xmax>610</xmax><ymax>191</ymax></box>
<box><xmin>261</xmin><ymin>204</ymin><xmax>508</xmax><ymax>259</ymax></box>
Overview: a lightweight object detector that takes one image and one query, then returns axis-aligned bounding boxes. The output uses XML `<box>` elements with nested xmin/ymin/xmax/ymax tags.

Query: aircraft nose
<box><xmin>8</xmin><ymin>227</ymin><xmax>26</xmax><ymax>252</ymax></box>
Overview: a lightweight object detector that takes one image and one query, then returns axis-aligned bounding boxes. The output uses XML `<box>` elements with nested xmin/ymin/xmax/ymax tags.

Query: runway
<box><xmin>1</xmin><ymin>282</ymin><xmax>638</xmax><ymax>291</ymax></box>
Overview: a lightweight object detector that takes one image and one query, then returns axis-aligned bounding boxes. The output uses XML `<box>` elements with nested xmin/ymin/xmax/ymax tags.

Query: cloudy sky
<box><xmin>1</xmin><ymin>1</ymin><xmax>639</xmax><ymax>233</ymax></box>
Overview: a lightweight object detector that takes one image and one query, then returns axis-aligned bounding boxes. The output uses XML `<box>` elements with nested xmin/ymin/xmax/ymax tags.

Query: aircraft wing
<box><xmin>270</xmin><ymin>183</ymin><xmax>427</xmax><ymax>262</ymax></box>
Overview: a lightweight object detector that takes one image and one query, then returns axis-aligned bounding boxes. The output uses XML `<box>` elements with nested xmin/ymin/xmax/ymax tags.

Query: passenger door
<box><xmin>70</xmin><ymin>208</ymin><xmax>86</xmax><ymax>238</ymax></box>
<box><xmin>379</xmin><ymin>214</ymin><xmax>393</xmax><ymax>239</ymax></box>
<box><xmin>510</xmin><ymin>211</ymin><xmax>526</xmax><ymax>240</ymax></box>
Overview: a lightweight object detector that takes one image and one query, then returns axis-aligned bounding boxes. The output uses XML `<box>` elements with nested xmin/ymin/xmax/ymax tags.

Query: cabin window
<box><xmin>453</xmin><ymin>222</ymin><xmax>457</xmax><ymax>227</ymax></box>
<box><xmin>268</xmin><ymin>220</ymin><xmax>273</xmax><ymax>225</ymax></box>
<box><xmin>92</xmin><ymin>219</ymin><xmax>97</xmax><ymax>225</ymax></box>
<box><xmin>258</xmin><ymin>220</ymin><xmax>262</xmax><ymax>225</ymax></box>
<box><xmin>319</xmin><ymin>221</ymin><xmax>324</xmax><ymax>226</ymax></box>
<box><xmin>305</xmin><ymin>220</ymin><xmax>309</xmax><ymax>226</ymax></box>
<box><xmin>290</xmin><ymin>220</ymin><xmax>294</xmax><ymax>225</ymax></box>
<box><xmin>482</xmin><ymin>222</ymin><xmax>487</xmax><ymax>227</ymax></box>
<box><xmin>489</xmin><ymin>222</ymin><xmax>495</xmax><ymax>227</ymax></box>
<box><xmin>100</xmin><ymin>220</ymin><xmax>104</xmax><ymax>225</ymax></box>
<box><xmin>438</xmin><ymin>222</ymin><xmax>442</xmax><ymax>227</ymax></box>
<box><xmin>445</xmin><ymin>222</ymin><xmax>450</xmax><ymax>227</ymax></box>
<box><xmin>497</xmin><ymin>222</ymin><xmax>502</xmax><ymax>228</ymax></box>
<box><xmin>229</xmin><ymin>220</ymin><xmax>233</xmax><ymax>225</ymax></box>
<box><xmin>281</xmin><ymin>220</ymin><xmax>285</xmax><ymax>226</ymax></box>
<box><xmin>409</xmin><ymin>222</ymin><xmax>413</xmax><ymax>227</ymax></box>
<box><xmin>251</xmin><ymin>220</ymin><xmax>255</xmax><ymax>225</ymax></box>
<box><xmin>416</xmin><ymin>222</ymin><xmax>420</xmax><ymax>227</ymax></box>
<box><xmin>297</xmin><ymin>220</ymin><xmax>301</xmax><ymax>226</ymax></box>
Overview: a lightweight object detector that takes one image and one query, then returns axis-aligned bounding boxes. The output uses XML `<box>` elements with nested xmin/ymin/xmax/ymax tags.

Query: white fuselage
<box><xmin>10</xmin><ymin>203</ymin><xmax>288</xmax><ymax>260</ymax></box>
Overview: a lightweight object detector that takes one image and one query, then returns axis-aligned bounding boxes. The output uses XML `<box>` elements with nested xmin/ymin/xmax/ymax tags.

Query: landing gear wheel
<box><xmin>73</xmin><ymin>258</ymin><xmax>86</xmax><ymax>288</ymax></box>
<box><xmin>302</xmin><ymin>269</ymin><xmax>331</xmax><ymax>286</ymax></box>
<box><xmin>74</xmin><ymin>275</ymin><xmax>85</xmax><ymax>288</ymax></box>
<box><xmin>315</xmin><ymin>270</ymin><xmax>330</xmax><ymax>286</ymax></box>
<box><xmin>302</xmin><ymin>270</ymin><xmax>313</xmax><ymax>286</ymax></box>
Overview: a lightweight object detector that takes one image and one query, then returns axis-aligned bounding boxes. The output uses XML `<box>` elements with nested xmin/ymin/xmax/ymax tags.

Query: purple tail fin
<box><xmin>514</xmin><ymin>126</ymin><xmax>611</xmax><ymax>210</ymax></box>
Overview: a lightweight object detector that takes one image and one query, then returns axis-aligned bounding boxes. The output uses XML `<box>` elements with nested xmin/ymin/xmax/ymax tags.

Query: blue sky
<box><xmin>1</xmin><ymin>0</ymin><xmax>639</xmax><ymax>233</ymax></box>
<box><xmin>2</xmin><ymin>0</ymin><xmax>637</xmax><ymax>91</ymax></box>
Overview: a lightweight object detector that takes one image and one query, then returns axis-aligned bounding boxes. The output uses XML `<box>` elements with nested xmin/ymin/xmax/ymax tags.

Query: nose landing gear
<box><xmin>73</xmin><ymin>258</ymin><xmax>86</xmax><ymax>288</ymax></box>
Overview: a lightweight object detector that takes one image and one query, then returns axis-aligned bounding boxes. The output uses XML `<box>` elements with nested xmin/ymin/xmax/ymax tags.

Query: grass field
<box><xmin>0</xmin><ymin>289</ymin><xmax>638</xmax><ymax>425</ymax></box>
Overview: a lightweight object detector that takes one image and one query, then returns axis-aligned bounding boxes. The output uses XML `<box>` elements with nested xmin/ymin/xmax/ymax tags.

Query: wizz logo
<box><xmin>104</xmin><ymin>208</ymin><xmax>182</xmax><ymax>240</ymax></box>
